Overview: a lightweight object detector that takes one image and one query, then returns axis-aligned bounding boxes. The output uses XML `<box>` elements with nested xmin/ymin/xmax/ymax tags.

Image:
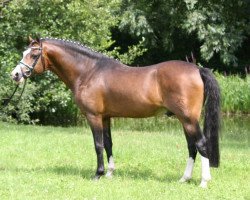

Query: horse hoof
<box><xmin>199</xmin><ymin>180</ymin><xmax>208</xmax><ymax>188</ymax></box>
<box><xmin>93</xmin><ymin>175</ymin><xmax>102</xmax><ymax>181</ymax></box>
<box><xmin>105</xmin><ymin>170</ymin><xmax>113</xmax><ymax>179</ymax></box>
<box><xmin>179</xmin><ymin>176</ymin><xmax>191</xmax><ymax>183</ymax></box>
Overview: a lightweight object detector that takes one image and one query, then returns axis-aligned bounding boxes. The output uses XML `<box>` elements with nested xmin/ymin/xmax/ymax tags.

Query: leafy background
<box><xmin>0</xmin><ymin>0</ymin><xmax>249</xmax><ymax>125</ymax></box>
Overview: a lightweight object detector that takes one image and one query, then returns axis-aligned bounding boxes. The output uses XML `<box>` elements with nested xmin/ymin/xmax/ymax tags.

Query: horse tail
<box><xmin>199</xmin><ymin>67</ymin><xmax>221</xmax><ymax>167</ymax></box>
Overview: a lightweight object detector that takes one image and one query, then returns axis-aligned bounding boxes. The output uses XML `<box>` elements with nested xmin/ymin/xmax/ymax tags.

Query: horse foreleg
<box><xmin>87</xmin><ymin>114</ymin><xmax>105</xmax><ymax>180</ymax></box>
<box><xmin>179</xmin><ymin>130</ymin><xmax>197</xmax><ymax>183</ymax></box>
<box><xmin>103</xmin><ymin>117</ymin><xmax>115</xmax><ymax>178</ymax></box>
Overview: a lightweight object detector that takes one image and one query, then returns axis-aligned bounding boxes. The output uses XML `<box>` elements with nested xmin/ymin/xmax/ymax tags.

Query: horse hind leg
<box><xmin>181</xmin><ymin>121</ymin><xmax>211</xmax><ymax>188</ymax></box>
<box><xmin>179</xmin><ymin>129</ymin><xmax>197</xmax><ymax>183</ymax></box>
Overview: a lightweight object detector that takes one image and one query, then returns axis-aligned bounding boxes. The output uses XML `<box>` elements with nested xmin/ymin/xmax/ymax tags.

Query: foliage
<box><xmin>118</xmin><ymin>0</ymin><xmax>188</xmax><ymax>64</ymax></box>
<box><xmin>183</xmin><ymin>0</ymin><xmax>249</xmax><ymax>66</ymax></box>
<box><xmin>0</xmin><ymin>81</ymin><xmax>37</xmax><ymax>124</ymax></box>
<box><xmin>118</xmin><ymin>0</ymin><xmax>250</xmax><ymax>67</ymax></box>
<box><xmin>216</xmin><ymin>73</ymin><xmax>250</xmax><ymax>114</ymax></box>
<box><xmin>110</xmin><ymin>37</ymin><xmax>147</xmax><ymax>65</ymax></box>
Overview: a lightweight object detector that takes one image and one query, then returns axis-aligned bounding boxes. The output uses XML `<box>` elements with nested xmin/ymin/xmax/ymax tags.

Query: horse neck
<box><xmin>44</xmin><ymin>42</ymin><xmax>97</xmax><ymax>91</ymax></box>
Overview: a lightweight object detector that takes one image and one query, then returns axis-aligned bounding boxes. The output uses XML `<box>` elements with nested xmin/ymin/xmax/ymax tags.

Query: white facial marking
<box><xmin>11</xmin><ymin>48</ymin><xmax>31</xmax><ymax>83</ymax></box>
<box><xmin>200</xmin><ymin>156</ymin><xmax>211</xmax><ymax>188</ymax></box>
<box><xmin>21</xmin><ymin>48</ymin><xmax>31</xmax><ymax>62</ymax></box>
<box><xmin>179</xmin><ymin>157</ymin><xmax>194</xmax><ymax>182</ymax></box>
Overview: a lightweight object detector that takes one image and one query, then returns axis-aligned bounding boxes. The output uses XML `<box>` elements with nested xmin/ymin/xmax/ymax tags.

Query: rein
<box><xmin>1</xmin><ymin>79</ymin><xmax>27</xmax><ymax>107</ymax></box>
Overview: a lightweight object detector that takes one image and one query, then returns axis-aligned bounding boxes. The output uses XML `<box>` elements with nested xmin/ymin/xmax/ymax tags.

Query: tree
<box><xmin>183</xmin><ymin>0</ymin><xmax>250</xmax><ymax>66</ymax></box>
<box><xmin>118</xmin><ymin>0</ymin><xmax>250</xmax><ymax>67</ymax></box>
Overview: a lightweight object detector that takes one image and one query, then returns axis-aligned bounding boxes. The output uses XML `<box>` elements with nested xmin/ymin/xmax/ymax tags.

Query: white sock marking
<box><xmin>200</xmin><ymin>156</ymin><xmax>211</xmax><ymax>188</ymax></box>
<box><xmin>108</xmin><ymin>156</ymin><xmax>115</xmax><ymax>171</ymax></box>
<box><xmin>180</xmin><ymin>157</ymin><xmax>194</xmax><ymax>182</ymax></box>
<box><xmin>106</xmin><ymin>156</ymin><xmax>115</xmax><ymax>178</ymax></box>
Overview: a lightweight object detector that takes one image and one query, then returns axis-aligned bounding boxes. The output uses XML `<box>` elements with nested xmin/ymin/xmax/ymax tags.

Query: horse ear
<box><xmin>35</xmin><ymin>35</ymin><xmax>40</xmax><ymax>43</ymax></box>
<box><xmin>28</xmin><ymin>36</ymin><xmax>34</xmax><ymax>43</ymax></box>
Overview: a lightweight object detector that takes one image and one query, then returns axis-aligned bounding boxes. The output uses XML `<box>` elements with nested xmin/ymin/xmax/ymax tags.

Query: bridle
<box><xmin>19</xmin><ymin>46</ymin><xmax>44</xmax><ymax>79</ymax></box>
<box><xmin>1</xmin><ymin>42</ymin><xmax>45</xmax><ymax>108</ymax></box>
<box><xmin>19</xmin><ymin>46</ymin><xmax>42</xmax><ymax>78</ymax></box>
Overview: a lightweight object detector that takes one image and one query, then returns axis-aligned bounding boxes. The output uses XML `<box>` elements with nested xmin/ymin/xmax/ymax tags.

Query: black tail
<box><xmin>199</xmin><ymin>68</ymin><xmax>221</xmax><ymax>167</ymax></box>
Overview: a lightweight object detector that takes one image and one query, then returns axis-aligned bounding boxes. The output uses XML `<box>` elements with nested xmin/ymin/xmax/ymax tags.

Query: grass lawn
<box><xmin>0</xmin><ymin>118</ymin><xmax>249</xmax><ymax>200</ymax></box>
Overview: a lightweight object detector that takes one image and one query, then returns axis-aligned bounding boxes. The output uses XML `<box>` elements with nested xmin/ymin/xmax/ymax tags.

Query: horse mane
<box><xmin>40</xmin><ymin>37</ymin><xmax>118</xmax><ymax>62</ymax></box>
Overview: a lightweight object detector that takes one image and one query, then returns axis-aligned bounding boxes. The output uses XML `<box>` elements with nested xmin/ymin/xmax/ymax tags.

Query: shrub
<box><xmin>216</xmin><ymin>73</ymin><xmax>250</xmax><ymax>114</ymax></box>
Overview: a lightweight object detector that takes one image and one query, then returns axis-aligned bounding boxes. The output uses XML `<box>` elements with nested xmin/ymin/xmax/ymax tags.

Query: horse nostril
<box><xmin>15</xmin><ymin>72</ymin><xmax>19</xmax><ymax>77</ymax></box>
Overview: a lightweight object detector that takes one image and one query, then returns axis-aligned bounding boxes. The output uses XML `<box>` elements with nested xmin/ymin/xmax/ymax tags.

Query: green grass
<box><xmin>0</xmin><ymin>117</ymin><xmax>249</xmax><ymax>200</ymax></box>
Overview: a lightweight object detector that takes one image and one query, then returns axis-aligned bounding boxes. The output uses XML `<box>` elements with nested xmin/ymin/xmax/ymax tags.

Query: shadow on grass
<box><xmin>114</xmin><ymin>167</ymin><xmax>181</xmax><ymax>183</ymax></box>
<box><xmin>45</xmin><ymin>165</ymin><xmax>94</xmax><ymax>179</ymax></box>
<box><xmin>62</xmin><ymin>165</ymin><xmax>198</xmax><ymax>185</ymax></box>
<box><xmin>2</xmin><ymin>164</ymin><xmax>184</xmax><ymax>183</ymax></box>
<box><xmin>0</xmin><ymin>165</ymin><xmax>93</xmax><ymax>180</ymax></box>
<box><xmin>46</xmin><ymin>165</ymin><xmax>184</xmax><ymax>183</ymax></box>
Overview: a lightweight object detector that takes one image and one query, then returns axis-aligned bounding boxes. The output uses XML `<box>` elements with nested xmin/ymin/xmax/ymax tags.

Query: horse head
<box><xmin>11</xmin><ymin>36</ymin><xmax>45</xmax><ymax>83</ymax></box>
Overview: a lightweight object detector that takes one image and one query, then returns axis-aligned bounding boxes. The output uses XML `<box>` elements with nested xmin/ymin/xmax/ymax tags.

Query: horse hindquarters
<box><xmin>157</xmin><ymin>64</ymin><xmax>212</xmax><ymax>187</ymax></box>
<box><xmin>178</xmin><ymin>67</ymin><xmax>220</xmax><ymax>188</ymax></box>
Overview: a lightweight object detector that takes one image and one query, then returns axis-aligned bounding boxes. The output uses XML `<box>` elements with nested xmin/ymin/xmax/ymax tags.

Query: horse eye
<box><xmin>31</xmin><ymin>54</ymin><xmax>38</xmax><ymax>59</ymax></box>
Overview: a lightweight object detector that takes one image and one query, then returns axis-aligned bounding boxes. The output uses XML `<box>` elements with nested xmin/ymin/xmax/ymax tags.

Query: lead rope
<box><xmin>1</xmin><ymin>79</ymin><xmax>27</xmax><ymax>108</ymax></box>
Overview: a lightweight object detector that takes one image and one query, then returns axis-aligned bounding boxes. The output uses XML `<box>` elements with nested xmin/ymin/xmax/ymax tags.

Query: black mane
<box><xmin>41</xmin><ymin>37</ymin><xmax>114</xmax><ymax>61</ymax></box>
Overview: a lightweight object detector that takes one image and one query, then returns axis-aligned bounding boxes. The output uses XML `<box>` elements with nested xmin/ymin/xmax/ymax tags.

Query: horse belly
<box><xmin>102</xmin><ymin>68</ymin><xmax>165</xmax><ymax>117</ymax></box>
<box><xmin>104</xmin><ymin>97</ymin><xmax>165</xmax><ymax>118</ymax></box>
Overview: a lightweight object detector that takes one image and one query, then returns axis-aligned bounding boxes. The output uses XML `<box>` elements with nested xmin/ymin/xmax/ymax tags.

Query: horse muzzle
<box><xmin>11</xmin><ymin>65</ymin><xmax>25</xmax><ymax>83</ymax></box>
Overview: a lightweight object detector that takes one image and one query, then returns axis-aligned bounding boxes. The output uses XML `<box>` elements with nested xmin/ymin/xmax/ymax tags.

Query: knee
<box><xmin>95</xmin><ymin>143</ymin><xmax>104</xmax><ymax>154</ymax></box>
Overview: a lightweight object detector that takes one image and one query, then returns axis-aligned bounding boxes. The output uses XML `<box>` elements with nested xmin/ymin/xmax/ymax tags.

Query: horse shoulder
<box><xmin>74</xmin><ymin>75</ymin><xmax>106</xmax><ymax>115</ymax></box>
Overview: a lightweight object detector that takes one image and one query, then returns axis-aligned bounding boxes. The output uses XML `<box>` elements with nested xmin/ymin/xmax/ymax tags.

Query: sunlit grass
<box><xmin>0</xmin><ymin>118</ymin><xmax>249</xmax><ymax>199</ymax></box>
